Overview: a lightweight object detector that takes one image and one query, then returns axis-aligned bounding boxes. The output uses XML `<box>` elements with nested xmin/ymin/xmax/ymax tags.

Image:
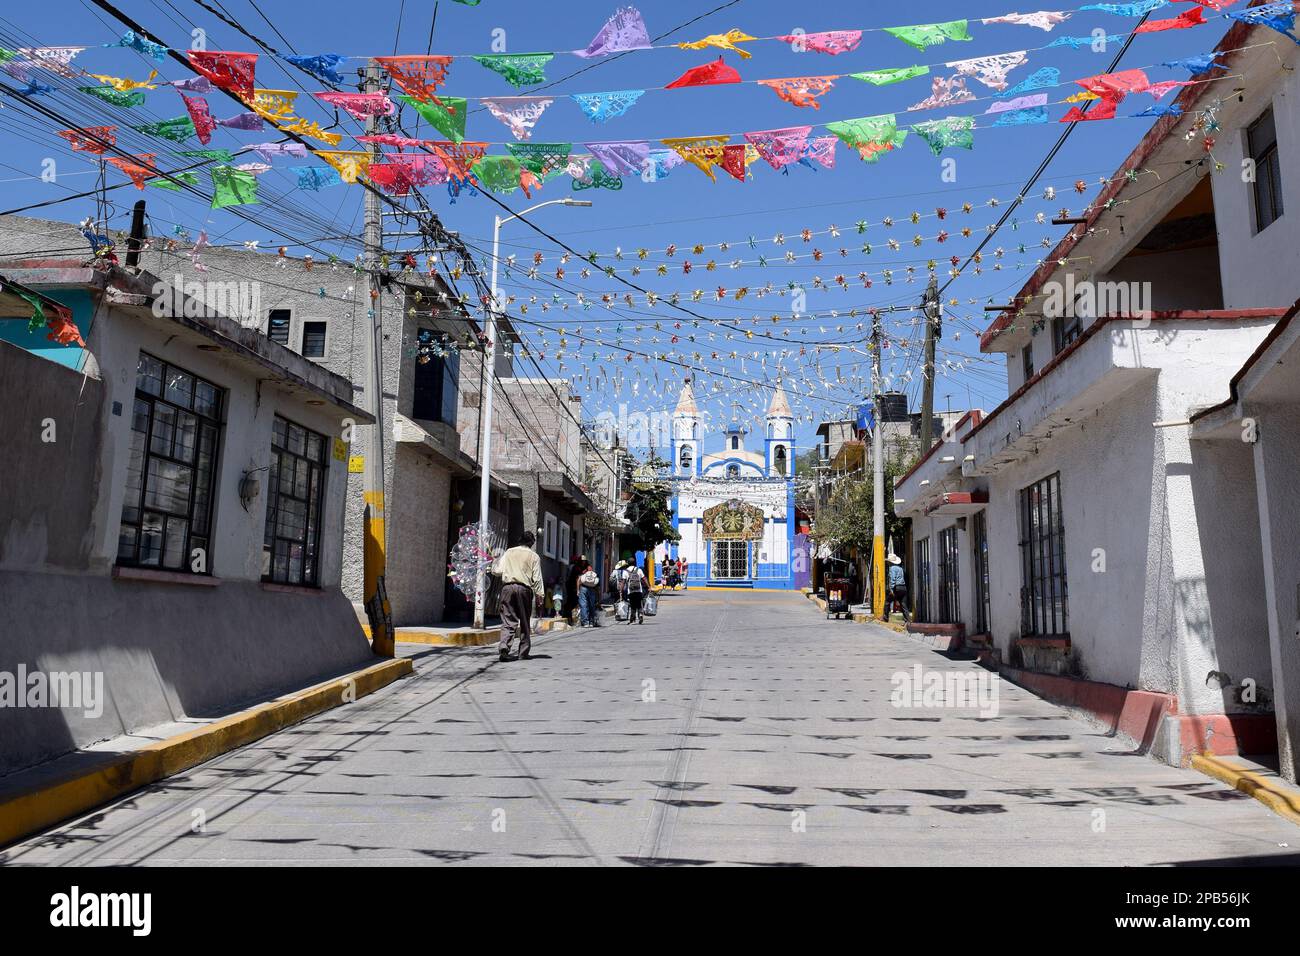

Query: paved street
<box><xmin>4</xmin><ymin>591</ymin><xmax>1297</xmax><ymax>867</ymax></box>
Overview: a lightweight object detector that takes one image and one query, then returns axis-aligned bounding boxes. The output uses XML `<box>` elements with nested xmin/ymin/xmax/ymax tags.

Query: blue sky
<box><xmin>0</xmin><ymin>1</ymin><xmax>1234</xmax><ymax>453</ymax></box>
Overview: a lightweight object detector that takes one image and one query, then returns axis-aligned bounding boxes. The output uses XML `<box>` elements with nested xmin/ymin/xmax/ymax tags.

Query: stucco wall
<box><xmin>1212</xmin><ymin>50</ymin><xmax>1300</xmax><ymax>310</ymax></box>
<box><xmin>0</xmin><ymin>297</ymin><xmax>373</xmax><ymax>776</ymax></box>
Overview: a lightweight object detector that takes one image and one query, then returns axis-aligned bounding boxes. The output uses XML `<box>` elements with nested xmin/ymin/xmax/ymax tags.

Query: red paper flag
<box><xmin>57</xmin><ymin>126</ymin><xmax>116</xmax><ymax>154</ymax></box>
<box><xmin>721</xmin><ymin>144</ymin><xmax>748</xmax><ymax>182</ymax></box>
<box><xmin>665</xmin><ymin>57</ymin><xmax>742</xmax><ymax>90</ymax></box>
<box><xmin>1136</xmin><ymin>6</ymin><xmax>1207</xmax><ymax>33</ymax></box>
<box><xmin>180</xmin><ymin>94</ymin><xmax>216</xmax><ymax>145</ymax></box>
<box><xmin>187</xmin><ymin>50</ymin><xmax>257</xmax><ymax>97</ymax></box>
<box><xmin>376</xmin><ymin>55</ymin><xmax>454</xmax><ymax>103</ymax></box>
<box><xmin>106</xmin><ymin>154</ymin><xmax>158</xmax><ymax>189</ymax></box>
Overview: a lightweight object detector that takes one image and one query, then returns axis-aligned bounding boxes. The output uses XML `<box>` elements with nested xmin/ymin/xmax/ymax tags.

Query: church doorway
<box><xmin>712</xmin><ymin>539</ymin><xmax>750</xmax><ymax>581</ymax></box>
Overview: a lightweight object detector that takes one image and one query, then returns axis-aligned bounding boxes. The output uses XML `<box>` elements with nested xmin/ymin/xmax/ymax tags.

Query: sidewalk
<box><xmin>0</xmin><ymin>656</ymin><xmax>410</xmax><ymax>848</ymax></box>
<box><xmin>361</xmin><ymin>604</ymin><xmax>618</xmax><ymax>646</ymax></box>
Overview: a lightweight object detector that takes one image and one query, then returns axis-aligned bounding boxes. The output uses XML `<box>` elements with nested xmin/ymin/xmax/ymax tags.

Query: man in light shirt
<box><xmin>492</xmin><ymin>530</ymin><xmax>544</xmax><ymax>662</ymax></box>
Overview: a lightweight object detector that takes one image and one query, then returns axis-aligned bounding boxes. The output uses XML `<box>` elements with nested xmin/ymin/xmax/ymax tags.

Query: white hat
<box><xmin>887</xmin><ymin>553</ymin><xmax>902</xmax><ymax>565</ymax></box>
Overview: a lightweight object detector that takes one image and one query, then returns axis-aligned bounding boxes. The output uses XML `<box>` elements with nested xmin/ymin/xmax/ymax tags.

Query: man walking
<box><xmin>886</xmin><ymin>553</ymin><xmax>910</xmax><ymax>623</ymax></box>
<box><xmin>492</xmin><ymin>530</ymin><xmax>544</xmax><ymax>662</ymax></box>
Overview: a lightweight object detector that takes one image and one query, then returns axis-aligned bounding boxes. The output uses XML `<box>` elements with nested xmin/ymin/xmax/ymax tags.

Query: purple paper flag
<box><xmin>985</xmin><ymin>93</ymin><xmax>1049</xmax><ymax>114</ymax></box>
<box><xmin>170</xmin><ymin>76</ymin><xmax>213</xmax><ymax>93</ymax></box>
<box><xmin>585</xmin><ymin>141</ymin><xmax>650</xmax><ymax>177</ymax></box>
<box><xmin>216</xmin><ymin>112</ymin><xmax>265</xmax><ymax>131</ymax></box>
<box><xmin>247</xmin><ymin>142</ymin><xmax>309</xmax><ymax>162</ymax></box>
<box><xmin>574</xmin><ymin>6</ymin><xmax>651</xmax><ymax>58</ymax></box>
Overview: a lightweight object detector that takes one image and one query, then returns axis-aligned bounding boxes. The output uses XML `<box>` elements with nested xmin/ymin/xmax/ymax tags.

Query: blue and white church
<box><xmin>667</xmin><ymin>379</ymin><xmax>799</xmax><ymax>589</ymax></box>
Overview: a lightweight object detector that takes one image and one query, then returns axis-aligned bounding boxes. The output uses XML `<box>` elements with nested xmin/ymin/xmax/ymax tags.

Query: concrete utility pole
<box><xmin>473</xmin><ymin>198</ymin><xmax>591</xmax><ymax>629</ymax></box>
<box><xmin>919</xmin><ymin>277</ymin><xmax>942</xmax><ymax>453</ymax></box>
<box><xmin>871</xmin><ymin>309</ymin><xmax>886</xmax><ymax>621</ymax></box>
<box><xmin>361</xmin><ymin>62</ymin><xmax>393</xmax><ymax>657</ymax></box>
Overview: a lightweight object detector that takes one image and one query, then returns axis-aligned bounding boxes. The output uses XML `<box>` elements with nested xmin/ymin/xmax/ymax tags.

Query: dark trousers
<box><xmin>889</xmin><ymin>587</ymin><xmax>910</xmax><ymax>622</ymax></box>
<box><xmin>499</xmin><ymin>583</ymin><xmax>534</xmax><ymax>656</ymax></box>
<box><xmin>627</xmin><ymin>590</ymin><xmax>645</xmax><ymax>622</ymax></box>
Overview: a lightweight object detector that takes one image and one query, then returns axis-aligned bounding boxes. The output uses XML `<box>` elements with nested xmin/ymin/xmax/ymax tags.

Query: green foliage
<box><xmin>623</xmin><ymin>453</ymin><xmax>680</xmax><ymax>551</ymax></box>
<box><xmin>810</xmin><ymin>456</ymin><xmax>912</xmax><ymax>553</ymax></box>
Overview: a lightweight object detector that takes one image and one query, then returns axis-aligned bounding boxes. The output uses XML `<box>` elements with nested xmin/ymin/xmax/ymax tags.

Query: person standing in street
<box><xmin>886</xmin><ymin>554</ymin><xmax>910</xmax><ymax>623</ymax></box>
<box><xmin>679</xmin><ymin>556</ymin><xmax>689</xmax><ymax>590</ymax></box>
<box><xmin>564</xmin><ymin>554</ymin><xmax>585</xmax><ymax>624</ymax></box>
<box><xmin>624</xmin><ymin>562</ymin><xmax>648</xmax><ymax>624</ymax></box>
<box><xmin>578</xmin><ymin>560</ymin><xmax>601</xmax><ymax>627</ymax></box>
<box><xmin>492</xmin><ymin>530</ymin><xmax>544</xmax><ymax>662</ymax></box>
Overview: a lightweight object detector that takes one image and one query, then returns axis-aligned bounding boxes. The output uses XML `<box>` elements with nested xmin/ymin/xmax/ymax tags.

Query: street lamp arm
<box><xmin>498</xmin><ymin>198</ymin><xmax>592</xmax><ymax>228</ymax></box>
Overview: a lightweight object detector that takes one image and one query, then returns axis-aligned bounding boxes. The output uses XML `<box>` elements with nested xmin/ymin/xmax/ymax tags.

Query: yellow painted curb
<box><xmin>363</xmin><ymin>624</ymin><xmax>500</xmax><ymax>647</ymax></box>
<box><xmin>0</xmin><ymin>657</ymin><xmax>412</xmax><ymax>849</ymax></box>
<box><xmin>1190</xmin><ymin>753</ymin><xmax>1300</xmax><ymax>827</ymax></box>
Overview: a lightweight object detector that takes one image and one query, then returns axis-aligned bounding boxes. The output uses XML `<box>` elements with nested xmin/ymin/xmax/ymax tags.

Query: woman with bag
<box><xmin>578</xmin><ymin>561</ymin><xmax>601</xmax><ymax>627</ymax></box>
<box><xmin>613</xmin><ymin>561</ymin><xmax>631</xmax><ymax>622</ymax></box>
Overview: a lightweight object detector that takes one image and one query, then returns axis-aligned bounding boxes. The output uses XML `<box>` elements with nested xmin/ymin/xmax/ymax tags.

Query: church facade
<box><xmin>667</xmin><ymin>381</ymin><xmax>800</xmax><ymax>589</ymax></box>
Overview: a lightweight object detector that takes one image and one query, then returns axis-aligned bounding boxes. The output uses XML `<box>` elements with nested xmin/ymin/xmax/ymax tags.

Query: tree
<box><xmin>809</xmin><ymin>459</ymin><xmax>910</xmax><ymax>556</ymax></box>
<box><xmin>622</xmin><ymin>453</ymin><xmax>680</xmax><ymax>551</ymax></box>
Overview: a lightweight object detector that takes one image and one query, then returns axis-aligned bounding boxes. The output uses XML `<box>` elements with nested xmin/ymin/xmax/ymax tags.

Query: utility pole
<box><xmin>871</xmin><ymin>309</ymin><xmax>886</xmax><ymax>621</ymax></box>
<box><xmin>919</xmin><ymin>276</ymin><xmax>942</xmax><ymax>453</ymax></box>
<box><xmin>125</xmin><ymin>199</ymin><xmax>146</xmax><ymax>268</ymax></box>
<box><xmin>361</xmin><ymin>61</ymin><xmax>393</xmax><ymax>657</ymax></box>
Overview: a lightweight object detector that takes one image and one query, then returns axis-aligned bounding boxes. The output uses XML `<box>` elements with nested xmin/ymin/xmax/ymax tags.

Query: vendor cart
<box><xmin>825</xmin><ymin>576</ymin><xmax>851</xmax><ymax>619</ymax></box>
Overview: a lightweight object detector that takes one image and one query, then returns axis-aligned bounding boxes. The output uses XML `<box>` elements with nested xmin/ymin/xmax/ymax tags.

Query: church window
<box><xmin>731</xmin><ymin>436</ymin><xmax>739</xmax><ymax>451</ymax></box>
<box><xmin>726</xmin><ymin>464</ymin><xmax>740</xmax><ymax>479</ymax></box>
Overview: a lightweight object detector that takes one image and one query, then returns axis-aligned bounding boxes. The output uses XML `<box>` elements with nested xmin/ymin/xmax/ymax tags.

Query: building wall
<box><xmin>1213</xmin><ymin>50</ymin><xmax>1300</xmax><ymax>310</ymax></box>
<box><xmin>981</xmin><ymin>381</ymin><xmax>1159</xmax><ymax>686</ymax></box>
<box><xmin>385</xmin><ymin>446</ymin><xmax>452</xmax><ymax>626</ymax></box>
<box><xmin>0</xmin><ymin>302</ymin><xmax>371</xmax><ymax>775</ymax></box>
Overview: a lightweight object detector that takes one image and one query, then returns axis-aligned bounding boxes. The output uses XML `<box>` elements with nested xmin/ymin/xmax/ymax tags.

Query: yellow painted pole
<box><xmin>364</xmin><ymin>491</ymin><xmax>393</xmax><ymax>657</ymax></box>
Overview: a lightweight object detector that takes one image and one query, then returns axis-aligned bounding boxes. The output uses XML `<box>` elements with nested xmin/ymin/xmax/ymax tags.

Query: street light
<box><xmin>473</xmin><ymin>198</ymin><xmax>593</xmax><ymax>629</ymax></box>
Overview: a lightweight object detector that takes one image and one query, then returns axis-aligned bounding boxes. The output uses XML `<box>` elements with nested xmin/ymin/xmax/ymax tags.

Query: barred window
<box><xmin>938</xmin><ymin>526</ymin><xmax>961</xmax><ymax>625</ymax></box>
<box><xmin>263</xmin><ymin>416</ymin><xmax>328</xmax><ymax>586</ymax></box>
<box><xmin>972</xmin><ymin>510</ymin><xmax>992</xmax><ymax>635</ymax></box>
<box><xmin>1019</xmin><ymin>472</ymin><xmax>1068</xmax><ymax>636</ymax></box>
<box><xmin>914</xmin><ymin>537</ymin><xmax>932</xmax><ymax>624</ymax></box>
<box><xmin>118</xmin><ymin>353</ymin><xmax>224</xmax><ymax>573</ymax></box>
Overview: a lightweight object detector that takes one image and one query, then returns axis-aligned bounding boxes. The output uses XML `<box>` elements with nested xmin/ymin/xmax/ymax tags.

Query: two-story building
<box><xmin>896</xmin><ymin>14</ymin><xmax>1300</xmax><ymax>775</ymax></box>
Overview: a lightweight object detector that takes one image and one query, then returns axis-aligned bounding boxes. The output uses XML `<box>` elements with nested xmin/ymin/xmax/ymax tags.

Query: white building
<box><xmin>896</xmin><ymin>16</ymin><xmax>1300</xmax><ymax>774</ymax></box>
<box><xmin>669</xmin><ymin>380</ymin><xmax>800</xmax><ymax>588</ymax></box>
<box><xmin>0</xmin><ymin>262</ymin><xmax>375</xmax><ymax>776</ymax></box>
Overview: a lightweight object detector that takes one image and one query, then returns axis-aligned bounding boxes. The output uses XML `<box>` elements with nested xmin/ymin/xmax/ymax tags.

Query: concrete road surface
<box><xmin>4</xmin><ymin>591</ymin><xmax>1297</xmax><ymax>866</ymax></box>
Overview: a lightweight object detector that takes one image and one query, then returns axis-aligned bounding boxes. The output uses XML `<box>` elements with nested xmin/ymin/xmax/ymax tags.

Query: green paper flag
<box><xmin>912</xmin><ymin>116</ymin><xmax>976</xmax><ymax>156</ymax></box>
<box><xmin>472</xmin><ymin>53</ymin><xmax>554</xmax><ymax>88</ymax></box>
<box><xmin>507</xmin><ymin>142</ymin><xmax>572</xmax><ymax>179</ymax></box>
<box><xmin>149</xmin><ymin>171</ymin><xmax>199</xmax><ymax>191</ymax></box>
<box><xmin>883</xmin><ymin>20</ymin><xmax>972</xmax><ymax>52</ymax></box>
<box><xmin>473</xmin><ymin>155</ymin><xmax>524</xmax><ymax>193</ymax></box>
<box><xmin>850</xmin><ymin>65</ymin><xmax>931</xmax><ymax>86</ymax></box>
<box><xmin>398</xmin><ymin>94</ymin><xmax>467</xmax><ymax>143</ymax></box>
<box><xmin>826</xmin><ymin>115</ymin><xmax>910</xmax><ymax>164</ymax></box>
<box><xmin>211</xmin><ymin>165</ymin><xmax>258</xmax><ymax>209</ymax></box>
<box><xmin>176</xmin><ymin>148</ymin><xmax>235</xmax><ymax>162</ymax></box>
<box><xmin>133</xmin><ymin>116</ymin><xmax>196</xmax><ymax>142</ymax></box>
<box><xmin>80</xmin><ymin>85</ymin><xmax>147</xmax><ymax>107</ymax></box>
